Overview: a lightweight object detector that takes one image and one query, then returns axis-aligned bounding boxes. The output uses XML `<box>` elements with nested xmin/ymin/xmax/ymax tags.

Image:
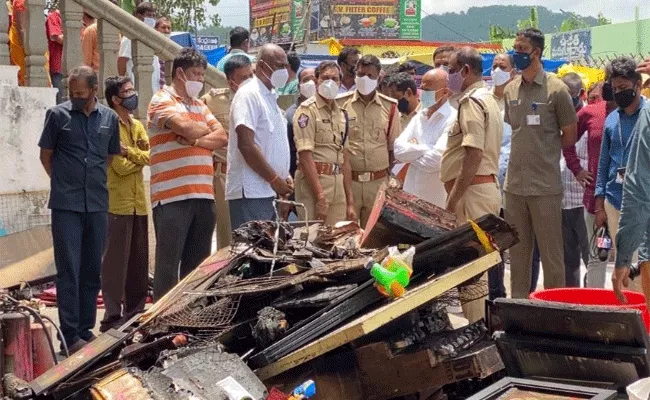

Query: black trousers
<box><xmin>152</xmin><ymin>199</ymin><xmax>216</xmax><ymax>300</ymax></box>
<box><xmin>100</xmin><ymin>213</ymin><xmax>149</xmax><ymax>332</ymax></box>
<box><xmin>562</xmin><ymin>207</ymin><xmax>589</xmax><ymax>287</ymax></box>
<box><xmin>51</xmin><ymin>210</ymin><xmax>107</xmax><ymax>348</ymax></box>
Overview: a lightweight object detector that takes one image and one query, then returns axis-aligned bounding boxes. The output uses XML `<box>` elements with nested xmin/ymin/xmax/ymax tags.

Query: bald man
<box><xmin>227</xmin><ymin>44</ymin><xmax>294</xmax><ymax>228</ymax></box>
<box><xmin>394</xmin><ymin>68</ymin><xmax>457</xmax><ymax>208</ymax></box>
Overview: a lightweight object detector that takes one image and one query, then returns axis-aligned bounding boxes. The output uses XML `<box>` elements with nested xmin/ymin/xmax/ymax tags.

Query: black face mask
<box><xmin>614</xmin><ymin>88</ymin><xmax>637</xmax><ymax>109</ymax></box>
<box><xmin>397</xmin><ymin>97</ymin><xmax>410</xmax><ymax>113</ymax></box>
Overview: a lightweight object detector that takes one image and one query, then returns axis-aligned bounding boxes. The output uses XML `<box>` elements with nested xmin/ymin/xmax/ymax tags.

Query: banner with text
<box><xmin>551</xmin><ymin>30</ymin><xmax>592</xmax><ymax>61</ymax></box>
<box><xmin>316</xmin><ymin>0</ymin><xmax>420</xmax><ymax>40</ymax></box>
<box><xmin>249</xmin><ymin>0</ymin><xmax>293</xmax><ymax>46</ymax></box>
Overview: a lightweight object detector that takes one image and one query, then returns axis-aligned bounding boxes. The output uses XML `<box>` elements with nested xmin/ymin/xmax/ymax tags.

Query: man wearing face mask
<box><xmin>337</xmin><ymin>47</ymin><xmax>360</xmax><ymax>94</ymax></box>
<box><xmin>441</xmin><ymin>47</ymin><xmax>503</xmax><ymax>322</ymax></box>
<box><xmin>394</xmin><ymin>68</ymin><xmax>455</xmax><ymax>208</ymax></box>
<box><xmin>433</xmin><ymin>46</ymin><xmax>455</xmax><ymax>70</ymax></box>
<box><xmin>227</xmin><ymin>43</ymin><xmax>293</xmax><ymax>228</ymax></box>
<box><xmin>38</xmin><ymin>66</ymin><xmax>120</xmax><ymax>353</ymax></box>
<box><xmin>293</xmin><ymin>61</ymin><xmax>356</xmax><ymax>224</ymax></box>
<box><xmin>117</xmin><ymin>2</ymin><xmax>160</xmax><ymax>93</ymax></box>
<box><xmin>202</xmin><ymin>55</ymin><xmax>253</xmax><ymax>250</ymax></box>
<box><xmin>594</xmin><ymin>57</ymin><xmax>646</xmax><ymax>295</ymax></box>
<box><xmin>147</xmin><ymin>48</ymin><xmax>228</xmax><ymax>300</ymax></box>
<box><xmin>338</xmin><ymin>55</ymin><xmax>401</xmax><ymax>228</ymax></box>
<box><xmin>503</xmin><ymin>28</ymin><xmax>578</xmax><ymax>298</ymax></box>
<box><xmin>387</xmin><ymin>72</ymin><xmax>421</xmax><ymax>129</ymax></box>
<box><xmin>100</xmin><ymin>76</ymin><xmax>149</xmax><ymax>332</ymax></box>
<box><xmin>286</xmin><ymin>68</ymin><xmax>317</xmax><ymax>178</ymax></box>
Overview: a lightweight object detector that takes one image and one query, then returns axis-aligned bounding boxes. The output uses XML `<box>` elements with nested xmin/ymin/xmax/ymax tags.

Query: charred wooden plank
<box><xmin>361</xmin><ymin>186</ymin><xmax>457</xmax><ymax>248</ymax></box>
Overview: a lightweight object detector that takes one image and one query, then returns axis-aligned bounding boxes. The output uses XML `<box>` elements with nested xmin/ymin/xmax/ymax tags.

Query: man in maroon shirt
<box><xmin>563</xmin><ymin>97</ymin><xmax>616</xmax><ymax>288</ymax></box>
<box><xmin>46</xmin><ymin>8</ymin><xmax>63</xmax><ymax>104</ymax></box>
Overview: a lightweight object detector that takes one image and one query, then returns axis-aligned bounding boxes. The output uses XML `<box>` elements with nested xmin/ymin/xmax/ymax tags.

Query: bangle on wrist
<box><xmin>269</xmin><ymin>174</ymin><xmax>280</xmax><ymax>184</ymax></box>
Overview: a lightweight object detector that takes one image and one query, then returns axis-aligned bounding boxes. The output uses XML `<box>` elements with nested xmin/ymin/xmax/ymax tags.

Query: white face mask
<box><xmin>299</xmin><ymin>80</ymin><xmax>316</xmax><ymax>98</ymax></box>
<box><xmin>183</xmin><ymin>75</ymin><xmax>203</xmax><ymax>99</ymax></box>
<box><xmin>355</xmin><ymin>75</ymin><xmax>378</xmax><ymax>96</ymax></box>
<box><xmin>144</xmin><ymin>17</ymin><xmax>156</xmax><ymax>28</ymax></box>
<box><xmin>491</xmin><ymin>67</ymin><xmax>511</xmax><ymax>87</ymax></box>
<box><xmin>318</xmin><ymin>79</ymin><xmax>340</xmax><ymax>100</ymax></box>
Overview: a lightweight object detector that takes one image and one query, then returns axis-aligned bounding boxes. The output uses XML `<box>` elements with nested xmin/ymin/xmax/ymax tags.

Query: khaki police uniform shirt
<box><xmin>293</xmin><ymin>95</ymin><xmax>347</xmax><ymax>165</ymax></box>
<box><xmin>400</xmin><ymin>102</ymin><xmax>422</xmax><ymax>130</ymax></box>
<box><xmin>337</xmin><ymin>91</ymin><xmax>401</xmax><ymax>172</ymax></box>
<box><xmin>201</xmin><ymin>87</ymin><xmax>232</xmax><ymax>163</ymax></box>
<box><xmin>503</xmin><ymin>69</ymin><xmax>578</xmax><ymax>196</ymax></box>
<box><xmin>440</xmin><ymin>81</ymin><xmax>503</xmax><ymax>183</ymax></box>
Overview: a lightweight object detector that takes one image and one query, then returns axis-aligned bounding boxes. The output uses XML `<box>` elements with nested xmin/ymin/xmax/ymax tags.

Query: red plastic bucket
<box><xmin>529</xmin><ymin>288</ymin><xmax>650</xmax><ymax>332</ymax></box>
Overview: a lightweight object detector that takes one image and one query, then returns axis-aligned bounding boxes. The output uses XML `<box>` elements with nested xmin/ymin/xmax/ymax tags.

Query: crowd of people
<box><xmin>36</xmin><ymin>23</ymin><xmax>650</xmax><ymax>354</ymax></box>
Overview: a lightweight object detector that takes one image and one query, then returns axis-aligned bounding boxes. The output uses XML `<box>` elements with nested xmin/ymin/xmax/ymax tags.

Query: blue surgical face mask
<box><xmin>513</xmin><ymin>51</ymin><xmax>533</xmax><ymax>71</ymax></box>
<box><xmin>420</xmin><ymin>89</ymin><xmax>442</xmax><ymax>109</ymax></box>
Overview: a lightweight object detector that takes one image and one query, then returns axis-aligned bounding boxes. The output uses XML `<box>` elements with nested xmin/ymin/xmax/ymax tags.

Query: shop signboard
<box><xmin>316</xmin><ymin>0</ymin><xmax>421</xmax><ymax>40</ymax></box>
<box><xmin>249</xmin><ymin>0</ymin><xmax>293</xmax><ymax>47</ymax></box>
<box><xmin>194</xmin><ymin>36</ymin><xmax>220</xmax><ymax>51</ymax></box>
<box><xmin>551</xmin><ymin>30</ymin><xmax>592</xmax><ymax>61</ymax></box>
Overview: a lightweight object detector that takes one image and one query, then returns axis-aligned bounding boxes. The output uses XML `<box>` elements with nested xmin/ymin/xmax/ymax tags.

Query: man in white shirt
<box><xmin>117</xmin><ymin>2</ymin><xmax>160</xmax><ymax>93</ymax></box>
<box><xmin>394</xmin><ymin>68</ymin><xmax>456</xmax><ymax>208</ymax></box>
<box><xmin>227</xmin><ymin>43</ymin><xmax>293</xmax><ymax>228</ymax></box>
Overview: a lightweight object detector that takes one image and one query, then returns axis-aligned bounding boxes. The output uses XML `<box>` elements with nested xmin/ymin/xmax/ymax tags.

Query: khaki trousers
<box><xmin>295</xmin><ymin>170</ymin><xmax>347</xmax><ymax>225</ymax></box>
<box><xmin>213</xmin><ymin>165</ymin><xmax>231</xmax><ymax>250</ymax></box>
<box><xmin>353</xmin><ymin>177</ymin><xmax>388</xmax><ymax>229</ymax></box>
<box><xmin>605</xmin><ymin>200</ymin><xmax>642</xmax><ymax>292</ymax></box>
<box><xmin>505</xmin><ymin>192</ymin><xmax>565</xmax><ymax>299</ymax></box>
<box><xmin>453</xmin><ymin>182</ymin><xmax>501</xmax><ymax>323</ymax></box>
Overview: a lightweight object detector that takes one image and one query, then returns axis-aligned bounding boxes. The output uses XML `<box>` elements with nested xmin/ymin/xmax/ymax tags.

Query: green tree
<box><xmin>489</xmin><ymin>24</ymin><xmax>516</xmax><ymax>41</ymax></box>
<box><xmin>152</xmin><ymin>0</ymin><xmax>221</xmax><ymax>32</ymax></box>
<box><xmin>517</xmin><ymin>7</ymin><xmax>539</xmax><ymax>30</ymax></box>
<box><xmin>559</xmin><ymin>12</ymin><xmax>590</xmax><ymax>32</ymax></box>
<box><xmin>597</xmin><ymin>12</ymin><xmax>611</xmax><ymax>26</ymax></box>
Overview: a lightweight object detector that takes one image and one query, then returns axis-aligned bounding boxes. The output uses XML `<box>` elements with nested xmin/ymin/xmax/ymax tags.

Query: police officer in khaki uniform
<box><xmin>201</xmin><ymin>54</ymin><xmax>253</xmax><ymax>250</ymax></box>
<box><xmin>293</xmin><ymin>61</ymin><xmax>356</xmax><ymax>224</ymax></box>
<box><xmin>440</xmin><ymin>47</ymin><xmax>503</xmax><ymax>323</ymax></box>
<box><xmin>503</xmin><ymin>29</ymin><xmax>577</xmax><ymax>299</ymax></box>
<box><xmin>338</xmin><ymin>55</ymin><xmax>401</xmax><ymax>227</ymax></box>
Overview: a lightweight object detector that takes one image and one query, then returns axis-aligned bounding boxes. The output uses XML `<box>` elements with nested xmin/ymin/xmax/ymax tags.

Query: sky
<box><xmin>211</xmin><ymin>0</ymin><xmax>649</xmax><ymax>30</ymax></box>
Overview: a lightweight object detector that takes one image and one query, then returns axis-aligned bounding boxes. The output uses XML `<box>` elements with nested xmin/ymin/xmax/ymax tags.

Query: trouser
<box><xmin>214</xmin><ymin>166</ymin><xmax>232</xmax><ymax>250</ymax></box>
<box><xmin>100</xmin><ymin>213</ymin><xmax>149</xmax><ymax>332</ymax></box>
<box><xmin>531</xmin><ymin>240</ymin><xmax>540</xmax><ymax>292</ymax></box>
<box><xmin>228</xmin><ymin>196</ymin><xmax>276</xmax><ymax>230</ymax></box>
<box><xmin>295</xmin><ymin>170</ymin><xmax>347</xmax><ymax>225</ymax></box>
<box><xmin>352</xmin><ymin>177</ymin><xmax>387</xmax><ymax>229</ymax></box>
<box><xmin>505</xmin><ymin>192</ymin><xmax>565</xmax><ymax>299</ymax></box>
<box><xmin>50</xmin><ymin>72</ymin><xmax>64</xmax><ymax>104</ymax></box>
<box><xmin>562</xmin><ymin>207</ymin><xmax>589</xmax><ymax>288</ymax></box>
<box><xmin>605</xmin><ymin>200</ymin><xmax>642</xmax><ymax>292</ymax></box>
<box><xmin>51</xmin><ymin>210</ymin><xmax>107</xmax><ymax>348</ymax></box>
<box><xmin>584</xmin><ymin>210</ymin><xmax>608</xmax><ymax>288</ymax></box>
<box><xmin>153</xmin><ymin>199</ymin><xmax>216</xmax><ymax>300</ymax></box>
<box><xmin>452</xmin><ymin>182</ymin><xmax>501</xmax><ymax>323</ymax></box>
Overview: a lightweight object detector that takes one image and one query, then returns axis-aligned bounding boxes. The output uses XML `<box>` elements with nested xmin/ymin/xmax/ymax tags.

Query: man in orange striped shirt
<box><xmin>147</xmin><ymin>48</ymin><xmax>228</xmax><ymax>300</ymax></box>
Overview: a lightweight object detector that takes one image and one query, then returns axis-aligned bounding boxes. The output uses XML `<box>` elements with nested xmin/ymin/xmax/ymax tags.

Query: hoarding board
<box><xmin>249</xmin><ymin>0</ymin><xmax>293</xmax><ymax>46</ymax></box>
<box><xmin>316</xmin><ymin>0</ymin><xmax>420</xmax><ymax>40</ymax></box>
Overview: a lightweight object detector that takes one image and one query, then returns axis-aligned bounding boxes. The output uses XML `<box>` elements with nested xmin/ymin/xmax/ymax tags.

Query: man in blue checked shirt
<box><xmin>594</xmin><ymin>59</ymin><xmax>645</xmax><ymax>293</ymax></box>
<box><xmin>612</xmin><ymin>60</ymin><xmax>650</xmax><ymax>302</ymax></box>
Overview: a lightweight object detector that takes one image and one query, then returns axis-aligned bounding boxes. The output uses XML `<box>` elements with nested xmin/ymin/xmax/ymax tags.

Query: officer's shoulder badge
<box><xmin>297</xmin><ymin>113</ymin><xmax>309</xmax><ymax>128</ymax></box>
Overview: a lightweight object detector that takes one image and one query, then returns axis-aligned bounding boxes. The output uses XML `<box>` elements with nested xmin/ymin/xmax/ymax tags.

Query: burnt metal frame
<box><xmin>466</xmin><ymin>377</ymin><xmax>617</xmax><ymax>400</ymax></box>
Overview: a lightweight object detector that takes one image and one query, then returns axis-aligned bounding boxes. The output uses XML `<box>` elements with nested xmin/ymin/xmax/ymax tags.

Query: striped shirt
<box><xmin>147</xmin><ymin>85</ymin><xmax>217</xmax><ymax>206</ymax></box>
